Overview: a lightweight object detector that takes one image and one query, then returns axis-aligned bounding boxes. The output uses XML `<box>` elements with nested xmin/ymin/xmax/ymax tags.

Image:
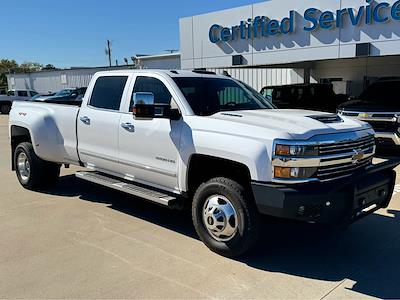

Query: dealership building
<box><xmin>180</xmin><ymin>0</ymin><xmax>400</xmax><ymax>96</ymax></box>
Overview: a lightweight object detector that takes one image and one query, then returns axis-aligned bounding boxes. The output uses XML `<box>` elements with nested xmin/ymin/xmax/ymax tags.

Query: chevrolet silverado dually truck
<box><xmin>9</xmin><ymin>70</ymin><xmax>399</xmax><ymax>257</ymax></box>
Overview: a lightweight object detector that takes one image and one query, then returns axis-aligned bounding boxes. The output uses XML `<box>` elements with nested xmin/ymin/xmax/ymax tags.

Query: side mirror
<box><xmin>132</xmin><ymin>92</ymin><xmax>155</xmax><ymax>119</ymax></box>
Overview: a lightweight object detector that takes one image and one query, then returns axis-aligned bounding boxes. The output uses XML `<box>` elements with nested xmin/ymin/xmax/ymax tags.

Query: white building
<box><xmin>180</xmin><ymin>0</ymin><xmax>400</xmax><ymax>96</ymax></box>
<box><xmin>7</xmin><ymin>53</ymin><xmax>180</xmax><ymax>94</ymax></box>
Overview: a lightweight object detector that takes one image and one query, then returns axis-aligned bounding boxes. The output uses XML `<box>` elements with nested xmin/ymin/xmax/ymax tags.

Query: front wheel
<box><xmin>192</xmin><ymin>177</ymin><xmax>260</xmax><ymax>258</ymax></box>
<box><xmin>14</xmin><ymin>142</ymin><xmax>60</xmax><ymax>190</ymax></box>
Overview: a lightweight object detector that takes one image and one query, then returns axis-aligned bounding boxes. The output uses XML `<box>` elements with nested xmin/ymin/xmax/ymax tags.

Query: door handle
<box><xmin>80</xmin><ymin>116</ymin><xmax>91</xmax><ymax>125</ymax></box>
<box><xmin>121</xmin><ymin>122</ymin><xmax>135</xmax><ymax>132</ymax></box>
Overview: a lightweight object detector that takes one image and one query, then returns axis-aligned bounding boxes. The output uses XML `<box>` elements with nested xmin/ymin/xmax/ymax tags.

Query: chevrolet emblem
<box><xmin>359</xmin><ymin>113</ymin><xmax>371</xmax><ymax>118</ymax></box>
<box><xmin>351</xmin><ymin>149</ymin><xmax>364</xmax><ymax>164</ymax></box>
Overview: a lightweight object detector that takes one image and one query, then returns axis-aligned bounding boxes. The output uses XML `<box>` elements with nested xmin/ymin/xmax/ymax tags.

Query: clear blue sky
<box><xmin>1</xmin><ymin>0</ymin><xmax>265</xmax><ymax>68</ymax></box>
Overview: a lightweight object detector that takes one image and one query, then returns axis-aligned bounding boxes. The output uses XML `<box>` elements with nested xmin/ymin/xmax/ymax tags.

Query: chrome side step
<box><xmin>75</xmin><ymin>171</ymin><xmax>177</xmax><ymax>207</ymax></box>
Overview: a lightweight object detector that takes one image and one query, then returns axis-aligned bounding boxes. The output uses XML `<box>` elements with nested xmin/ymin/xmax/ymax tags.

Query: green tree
<box><xmin>42</xmin><ymin>64</ymin><xmax>57</xmax><ymax>70</ymax></box>
<box><xmin>18</xmin><ymin>62</ymin><xmax>43</xmax><ymax>73</ymax></box>
<box><xmin>0</xmin><ymin>59</ymin><xmax>19</xmax><ymax>89</ymax></box>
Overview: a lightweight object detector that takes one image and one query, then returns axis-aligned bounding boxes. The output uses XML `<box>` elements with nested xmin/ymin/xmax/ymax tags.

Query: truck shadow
<box><xmin>45</xmin><ymin>174</ymin><xmax>400</xmax><ymax>299</ymax></box>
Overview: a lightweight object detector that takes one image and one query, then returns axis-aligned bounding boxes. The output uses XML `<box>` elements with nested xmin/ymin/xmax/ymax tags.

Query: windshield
<box><xmin>173</xmin><ymin>77</ymin><xmax>274</xmax><ymax>116</ymax></box>
<box><xmin>54</xmin><ymin>89</ymin><xmax>73</xmax><ymax>97</ymax></box>
<box><xmin>360</xmin><ymin>81</ymin><xmax>399</xmax><ymax>105</ymax></box>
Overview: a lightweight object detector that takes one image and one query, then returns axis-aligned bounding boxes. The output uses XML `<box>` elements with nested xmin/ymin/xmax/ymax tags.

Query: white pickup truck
<box><xmin>0</xmin><ymin>89</ymin><xmax>38</xmax><ymax>114</ymax></box>
<box><xmin>9</xmin><ymin>70</ymin><xmax>399</xmax><ymax>257</ymax></box>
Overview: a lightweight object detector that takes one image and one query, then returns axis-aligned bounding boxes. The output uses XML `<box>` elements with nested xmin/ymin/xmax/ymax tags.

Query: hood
<box><xmin>206</xmin><ymin>109</ymin><xmax>369</xmax><ymax>140</ymax></box>
<box><xmin>339</xmin><ymin>100</ymin><xmax>400</xmax><ymax>112</ymax></box>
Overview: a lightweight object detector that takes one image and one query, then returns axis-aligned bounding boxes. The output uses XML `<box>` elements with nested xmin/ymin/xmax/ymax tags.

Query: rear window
<box><xmin>89</xmin><ymin>76</ymin><xmax>128</xmax><ymax>110</ymax></box>
<box><xmin>17</xmin><ymin>91</ymin><xmax>28</xmax><ymax>97</ymax></box>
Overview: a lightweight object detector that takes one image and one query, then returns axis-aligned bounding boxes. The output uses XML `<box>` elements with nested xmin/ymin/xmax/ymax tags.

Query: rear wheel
<box><xmin>14</xmin><ymin>142</ymin><xmax>60</xmax><ymax>190</ymax></box>
<box><xmin>192</xmin><ymin>177</ymin><xmax>259</xmax><ymax>258</ymax></box>
<box><xmin>0</xmin><ymin>103</ymin><xmax>11</xmax><ymax>114</ymax></box>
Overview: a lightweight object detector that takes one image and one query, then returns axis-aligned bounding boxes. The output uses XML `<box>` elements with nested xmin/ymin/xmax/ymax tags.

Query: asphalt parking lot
<box><xmin>1</xmin><ymin>114</ymin><xmax>400</xmax><ymax>299</ymax></box>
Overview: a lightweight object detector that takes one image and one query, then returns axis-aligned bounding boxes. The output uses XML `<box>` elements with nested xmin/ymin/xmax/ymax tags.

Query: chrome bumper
<box><xmin>375</xmin><ymin>132</ymin><xmax>400</xmax><ymax>146</ymax></box>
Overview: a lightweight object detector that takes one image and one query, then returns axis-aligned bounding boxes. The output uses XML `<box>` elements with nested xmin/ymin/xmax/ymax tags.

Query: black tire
<box><xmin>0</xmin><ymin>103</ymin><xmax>11</xmax><ymax>114</ymax></box>
<box><xmin>14</xmin><ymin>142</ymin><xmax>60</xmax><ymax>190</ymax></box>
<box><xmin>192</xmin><ymin>177</ymin><xmax>260</xmax><ymax>258</ymax></box>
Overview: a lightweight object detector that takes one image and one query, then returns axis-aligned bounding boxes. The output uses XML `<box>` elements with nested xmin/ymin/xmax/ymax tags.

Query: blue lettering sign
<box><xmin>209</xmin><ymin>1</ymin><xmax>400</xmax><ymax>44</ymax></box>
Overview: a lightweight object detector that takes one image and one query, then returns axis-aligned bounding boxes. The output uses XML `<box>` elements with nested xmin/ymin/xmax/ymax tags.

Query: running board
<box><xmin>75</xmin><ymin>171</ymin><xmax>177</xmax><ymax>207</ymax></box>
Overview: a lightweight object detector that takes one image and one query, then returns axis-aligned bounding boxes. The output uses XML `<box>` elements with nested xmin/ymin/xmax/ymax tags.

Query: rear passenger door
<box><xmin>77</xmin><ymin>75</ymin><xmax>129</xmax><ymax>175</ymax></box>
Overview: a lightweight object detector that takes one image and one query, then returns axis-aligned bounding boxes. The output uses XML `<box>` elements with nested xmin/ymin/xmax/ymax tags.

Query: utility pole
<box><xmin>105</xmin><ymin>40</ymin><xmax>112</xmax><ymax>67</ymax></box>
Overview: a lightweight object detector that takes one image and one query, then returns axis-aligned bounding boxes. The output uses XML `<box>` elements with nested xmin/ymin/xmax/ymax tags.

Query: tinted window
<box><xmin>173</xmin><ymin>77</ymin><xmax>273</xmax><ymax>116</ymax></box>
<box><xmin>30</xmin><ymin>91</ymin><xmax>38</xmax><ymax>96</ymax></box>
<box><xmin>90</xmin><ymin>76</ymin><xmax>127</xmax><ymax>110</ymax></box>
<box><xmin>17</xmin><ymin>91</ymin><xmax>28</xmax><ymax>97</ymax></box>
<box><xmin>360</xmin><ymin>81</ymin><xmax>399</xmax><ymax>104</ymax></box>
<box><xmin>261</xmin><ymin>88</ymin><xmax>274</xmax><ymax>98</ymax></box>
<box><xmin>7</xmin><ymin>90</ymin><xmax>15</xmax><ymax>96</ymax></box>
<box><xmin>132</xmin><ymin>76</ymin><xmax>172</xmax><ymax>109</ymax></box>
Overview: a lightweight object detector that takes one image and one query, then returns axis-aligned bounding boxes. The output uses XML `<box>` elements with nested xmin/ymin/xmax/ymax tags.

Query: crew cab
<box><xmin>0</xmin><ymin>89</ymin><xmax>38</xmax><ymax>114</ymax></box>
<box><xmin>338</xmin><ymin>79</ymin><xmax>400</xmax><ymax>150</ymax></box>
<box><xmin>9</xmin><ymin>70</ymin><xmax>399</xmax><ymax>257</ymax></box>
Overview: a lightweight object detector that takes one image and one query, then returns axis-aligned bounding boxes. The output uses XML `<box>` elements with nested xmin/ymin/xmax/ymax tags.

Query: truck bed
<box><xmin>10</xmin><ymin>101</ymin><xmax>81</xmax><ymax>165</ymax></box>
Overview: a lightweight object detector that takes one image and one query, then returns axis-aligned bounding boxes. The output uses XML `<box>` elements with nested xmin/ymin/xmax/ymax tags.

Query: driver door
<box><xmin>118</xmin><ymin>75</ymin><xmax>183</xmax><ymax>192</ymax></box>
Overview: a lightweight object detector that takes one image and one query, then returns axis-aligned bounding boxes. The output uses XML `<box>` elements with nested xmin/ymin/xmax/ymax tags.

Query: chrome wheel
<box><xmin>17</xmin><ymin>152</ymin><xmax>30</xmax><ymax>182</ymax></box>
<box><xmin>202</xmin><ymin>195</ymin><xmax>238</xmax><ymax>242</ymax></box>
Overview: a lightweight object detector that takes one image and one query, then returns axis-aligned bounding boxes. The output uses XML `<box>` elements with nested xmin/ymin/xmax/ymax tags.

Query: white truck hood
<box><xmin>208</xmin><ymin>109</ymin><xmax>370</xmax><ymax>140</ymax></box>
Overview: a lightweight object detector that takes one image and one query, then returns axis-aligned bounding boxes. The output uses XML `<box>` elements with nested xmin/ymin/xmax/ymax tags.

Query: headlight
<box><xmin>274</xmin><ymin>166</ymin><xmax>317</xmax><ymax>179</ymax></box>
<box><xmin>275</xmin><ymin>144</ymin><xmax>318</xmax><ymax>157</ymax></box>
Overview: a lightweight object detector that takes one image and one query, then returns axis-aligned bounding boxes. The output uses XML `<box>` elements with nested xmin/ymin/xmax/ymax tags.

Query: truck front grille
<box><xmin>317</xmin><ymin>157</ymin><xmax>372</xmax><ymax>181</ymax></box>
<box><xmin>316</xmin><ymin>135</ymin><xmax>375</xmax><ymax>181</ymax></box>
<box><xmin>318</xmin><ymin>135</ymin><xmax>375</xmax><ymax>156</ymax></box>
